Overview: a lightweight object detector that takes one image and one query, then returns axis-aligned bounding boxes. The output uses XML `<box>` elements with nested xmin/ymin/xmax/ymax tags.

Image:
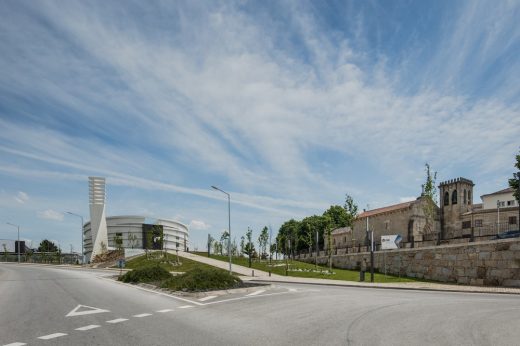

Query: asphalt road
<box><xmin>1</xmin><ymin>263</ymin><xmax>519</xmax><ymax>346</ymax></box>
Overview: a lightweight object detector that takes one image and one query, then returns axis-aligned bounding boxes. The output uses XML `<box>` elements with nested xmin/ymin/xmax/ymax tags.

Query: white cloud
<box><xmin>189</xmin><ymin>220</ymin><xmax>211</xmax><ymax>230</ymax></box>
<box><xmin>37</xmin><ymin>209</ymin><xmax>64</xmax><ymax>221</ymax></box>
<box><xmin>14</xmin><ymin>191</ymin><xmax>29</xmax><ymax>204</ymax></box>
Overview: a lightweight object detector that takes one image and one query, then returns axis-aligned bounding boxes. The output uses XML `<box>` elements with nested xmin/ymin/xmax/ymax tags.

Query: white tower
<box><xmin>88</xmin><ymin>177</ymin><xmax>108</xmax><ymax>261</ymax></box>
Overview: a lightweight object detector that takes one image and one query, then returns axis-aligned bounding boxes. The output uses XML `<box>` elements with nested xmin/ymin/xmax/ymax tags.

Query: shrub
<box><xmin>119</xmin><ymin>265</ymin><xmax>172</xmax><ymax>283</ymax></box>
<box><xmin>162</xmin><ymin>267</ymin><xmax>242</xmax><ymax>292</ymax></box>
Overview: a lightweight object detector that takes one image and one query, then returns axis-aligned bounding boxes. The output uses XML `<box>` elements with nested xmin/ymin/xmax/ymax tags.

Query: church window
<box><xmin>468</xmin><ymin>191</ymin><xmax>471</xmax><ymax>204</ymax></box>
<box><xmin>509</xmin><ymin>216</ymin><xmax>517</xmax><ymax>225</ymax></box>
<box><xmin>475</xmin><ymin>219</ymin><xmax>483</xmax><ymax>227</ymax></box>
<box><xmin>463</xmin><ymin>190</ymin><xmax>467</xmax><ymax>204</ymax></box>
<box><xmin>452</xmin><ymin>190</ymin><xmax>458</xmax><ymax>204</ymax></box>
<box><xmin>444</xmin><ymin>191</ymin><xmax>449</xmax><ymax>206</ymax></box>
<box><xmin>462</xmin><ymin>221</ymin><xmax>471</xmax><ymax>229</ymax></box>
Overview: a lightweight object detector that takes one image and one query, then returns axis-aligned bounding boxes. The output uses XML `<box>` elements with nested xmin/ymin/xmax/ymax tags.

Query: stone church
<box><xmin>331</xmin><ymin>177</ymin><xmax>519</xmax><ymax>249</ymax></box>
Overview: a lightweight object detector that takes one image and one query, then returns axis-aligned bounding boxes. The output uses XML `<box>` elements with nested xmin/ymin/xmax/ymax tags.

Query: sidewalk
<box><xmin>178</xmin><ymin>252</ymin><xmax>520</xmax><ymax>295</ymax></box>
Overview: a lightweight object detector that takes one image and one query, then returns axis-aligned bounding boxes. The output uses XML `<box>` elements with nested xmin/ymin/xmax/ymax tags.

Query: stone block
<box><xmin>470</xmin><ymin>278</ymin><xmax>484</xmax><ymax>286</ymax></box>
<box><xmin>478</xmin><ymin>252</ymin><xmax>491</xmax><ymax>260</ymax></box>
<box><xmin>457</xmin><ymin>277</ymin><xmax>469</xmax><ymax>284</ymax></box>
<box><xmin>502</xmin><ymin>279</ymin><xmax>520</xmax><ymax>287</ymax></box>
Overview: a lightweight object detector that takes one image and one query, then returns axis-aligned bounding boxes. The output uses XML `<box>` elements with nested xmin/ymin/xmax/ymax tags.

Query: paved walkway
<box><xmin>178</xmin><ymin>252</ymin><xmax>520</xmax><ymax>295</ymax></box>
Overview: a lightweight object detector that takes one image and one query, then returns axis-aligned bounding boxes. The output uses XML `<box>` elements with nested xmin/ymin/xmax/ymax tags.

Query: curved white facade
<box><xmin>83</xmin><ymin>215</ymin><xmax>189</xmax><ymax>260</ymax></box>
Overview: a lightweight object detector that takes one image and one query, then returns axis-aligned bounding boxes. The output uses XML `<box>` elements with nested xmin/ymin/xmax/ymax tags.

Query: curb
<box><xmin>247</xmin><ymin>278</ymin><xmax>520</xmax><ymax>295</ymax></box>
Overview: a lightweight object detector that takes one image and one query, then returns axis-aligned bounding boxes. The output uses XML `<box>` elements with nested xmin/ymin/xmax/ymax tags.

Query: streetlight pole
<box><xmin>6</xmin><ymin>222</ymin><xmax>20</xmax><ymax>263</ymax></box>
<box><xmin>66</xmin><ymin>212</ymin><xmax>84</xmax><ymax>265</ymax></box>
<box><xmin>211</xmin><ymin>186</ymin><xmax>232</xmax><ymax>274</ymax></box>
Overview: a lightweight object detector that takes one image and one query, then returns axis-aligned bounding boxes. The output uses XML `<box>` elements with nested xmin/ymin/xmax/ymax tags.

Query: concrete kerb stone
<box><xmin>247</xmin><ymin>277</ymin><xmax>520</xmax><ymax>296</ymax></box>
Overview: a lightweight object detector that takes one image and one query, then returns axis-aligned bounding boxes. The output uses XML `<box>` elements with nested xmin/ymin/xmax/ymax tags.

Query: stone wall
<box><xmin>296</xmin><ymin>238</ymin><xmax>520</xmax><ymax>287</ymax></box>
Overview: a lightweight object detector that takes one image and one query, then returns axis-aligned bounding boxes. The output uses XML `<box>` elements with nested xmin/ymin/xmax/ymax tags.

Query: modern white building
<box><xmin>481</xmin><ymin>187</ymin><xmax>518</xmax><ymax>210</ymax></box>
<box><xmin>88</xmin><ymin>177</ymin><xmax>108</xmax><ymax>261</ymax></box>
<box><xmin>83</xmin><ymin>216</ymin><xmax>189</xmax><ymax>260</ymax></box>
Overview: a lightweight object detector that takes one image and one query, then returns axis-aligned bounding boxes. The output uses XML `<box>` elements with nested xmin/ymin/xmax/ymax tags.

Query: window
<box><xmin>464</xmin><ymin>189</ymin><xmax>467</xmax><ymax>204</ymax></box>
<box><xmin>468</xmin><ymin>191</ymin><xmax>472</xmax><ymax>204</ymax></box>
<box><xmin>444</xmin><ymin>191</ymin><xmax>450</xmax><ymax>206</ymax></box>
<box><xmin>509</xmin><ymin>216</ymin><xmax>517</xmax><ymax>225</ymax></box>
<box><xmin>475</xmin><ymin>219</ymin><xmax>483</xmax><ymax>227</ymax></box>
<box><xmin>452</xmin><ymin>190</ymin><xmax>457</xmax><ymax>204</ymax></box>
<box><xmin>462</xmin><ymin>221</ymin><xmax>471</xmax><ymax>229</ymax></box>
<box><xmin>499</xmin><ymin>201</ymin><xmax>505</xmax><ymax>207</ymax></box>
<box><xmin>343</xmin><ymin>236</ymin><xmax>347</xmax><ymax>243</ymax></box>
<box><xmin>333</xmin><ymin>238</ymin><xmax>336</xmax><ymax>245</ymax></box>
<box><xmin>507</xmin><ymin>200</ymin><xmax>515</xmax><ymax>206</ymax></box>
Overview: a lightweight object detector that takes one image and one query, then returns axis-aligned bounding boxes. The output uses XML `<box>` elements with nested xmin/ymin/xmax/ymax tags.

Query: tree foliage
<box><xmin>422</xmin><ymin>163</ymin><xmax>439</xmax><ymax>237</ymax></box>
<box><xmin>244</xmin><ymin>227</ymin><xmax>255</xmax><ymax>267</ymax></box>
<box><xmin>508</xmin><ymin>149</ymin><xmax>520</xmax><ymax>202</ymax></box>
<box><xmin>38</xmin><ymin>239</ymin><xmax>58</xmax><ymax>252</ymax></box>
<box><xmin>258</xmin><ymin>226</ymin><xmax>269</xmax><ymax>260</ymax></box>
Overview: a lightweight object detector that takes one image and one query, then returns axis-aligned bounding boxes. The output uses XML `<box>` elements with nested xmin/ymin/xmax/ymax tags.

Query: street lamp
<box><xmin>6</xmin><ymin>222</ymin><xmax>20</xmax><ymax>263</ymax></box>
<box><xmin>66</xmin><ymin>212</ymin><xmax>84</xmax><ymax>265</ymax></box>
<box><xmin>211</xmin><ymin>185</ymin><xmax>232</xmax><ymax>274</ymax></box>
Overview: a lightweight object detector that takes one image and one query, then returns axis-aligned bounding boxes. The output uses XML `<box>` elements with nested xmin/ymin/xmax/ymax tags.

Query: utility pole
<box><xmin>315</xmin><ymin>230</ymin><xmax>318</xmax><ymax>269</ymax></box>
<box><xmin>207</xmin><ymin>233</ymin><xmax>211</xmax><ymax>257</ymax></box>
<box><xmin>497</xmin><ymin>200</ymin><xmax>500</xmax><ymax>234</ymax></box>
<box><xmin>269</xmin><ymin>225</ymin><xmax>272</xmax><ymax>265</ymax></box>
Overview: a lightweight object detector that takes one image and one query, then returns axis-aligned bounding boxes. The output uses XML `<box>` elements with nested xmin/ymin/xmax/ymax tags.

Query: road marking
<box><xmin>198</xmin><ymin>295</ymin><xmax>217</xmax><ymax>301</ymax></box>
<box><xmin>98</xmin><ymin>276</ymin><xmax>203</xmax><ymax>305</ymax></box>
<box><xmin>133</xmin><ymin>313</ymin><xmax>152</xmax><ymax>318</ymax></box>
<box><xmin>288</xmin><ymin>288</ymin><xmax>297</xmax><ymax>292</ymax></box>
<box><xmin>247</xmin><ymin>289</ymin><xmax>266</xmax><ymax>296</ymax></box>
<box><xmin>3</xmin><ymin>343</ymin><xmax>27</xmax><ymax>346</ymax></box>
<box><xmin>157</xmin><ymin>309</ymin><xmax>173</xmax><ymax>313</ymax></box>
<box><xmin>106</xmin><ymin>318</ymin><xmax>128</xmax><ymax>324</ymax></box>
<box><xmin>203</xmin><ymin>290</ymin><xmax>293</xmax><ymax>306</ymax></box>
<box><xmin>66</xmin><ymin>304</ymin><xmax>110</xmax><ymax>317</ymax></box>
<box><xmin>37</xmin><ymin>333</ymin><xmax>67</xmax><ymax>340</ymax></box>
<box><xmin>178</xmin><ymin>305</ymin><xmax>194</xmax><ymax>309</ymax></box>
<box><xmin>75</xmin><ymin>325</ymin><xmax>100</xmax><ymax>331</ymax></box>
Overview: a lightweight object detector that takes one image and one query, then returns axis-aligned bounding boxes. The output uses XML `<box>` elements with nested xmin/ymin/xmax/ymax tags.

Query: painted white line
<box><xmin>156</xmin><ymin>309</ymin><xmax>173</xmax><ymax>313</ymax></box>
<box><xmin>75</xmin><ymin>325</ymin><xmax>100</xmax><ymax>331</ymax></box>
<box><xmin>198</xmin><ymin>295</ymin><xmax>217</xmax><ymax>302</ymax></box>
<box><xmin>37</xmin><ymin>333</ymin><xmax>67</xmax><ymax>340</ymax></box>
<box><xmin>247</xmin><ymin>289</ymin><xmax>266</xmax><ymax>296</ymax></box>
<box><xmin>66</xmin><ymin>304</ymin><xmax>109</xmax><ymax>317</ymax></box>
<box><xmin>106</xmin><ymin>318</ymin><xmax>129</xmax><ymax>324</ymax></box>
<box><xmin>3</xmin><ymin>343</ymin><xmax>27</xmax><ymax>346</ymax></box>
<box><xmin>203</xmin><ymin>291</ymin><xmax>293</xmax><ymax>306</ymax></box>
<box><xmin>97</xmin><ymin>276</ymin><xmax>203</xmax><ymax>306</ymax></box>
<box><xmin>133</xmin><ymin>313</ymin><xmax>152</xmax><ymax>318</ymax></box>
<box><xmin>178</xmin><ymin>305</ymin><xmax>194</xmax><ymax>309</ymax></box>
<box><xmin>288</xmin><ymin>288</ymin><xmax>297</xmax><ymax>292</ymax></box>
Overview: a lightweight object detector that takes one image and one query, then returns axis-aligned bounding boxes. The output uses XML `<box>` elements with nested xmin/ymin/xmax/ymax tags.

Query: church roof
<box><xmin>357</xmin><ymin>200</ymin><xmax>415</xmax><ymax>219</ymax></box>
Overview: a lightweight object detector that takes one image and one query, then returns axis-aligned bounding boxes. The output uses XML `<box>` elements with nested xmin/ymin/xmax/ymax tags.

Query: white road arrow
<box><xmin>66</xmin><ymin>305</ymin><xmax>110</xmax><ymax>317</ymax></box>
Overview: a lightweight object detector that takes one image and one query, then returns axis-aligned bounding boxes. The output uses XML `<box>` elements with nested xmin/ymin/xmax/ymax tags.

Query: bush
<box><xmin>162</xmin><ymin>267</ymin><xmax>242</xmax><ymax>292</ymax></box>
<box><xmin>119</xmin><ymin>265</ymin><xmax>172</xmax><ymax>283</ymax></box>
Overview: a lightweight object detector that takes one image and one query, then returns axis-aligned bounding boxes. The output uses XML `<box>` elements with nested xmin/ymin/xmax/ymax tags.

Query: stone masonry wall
<box><xmin>296</xmin><ymin>238</ymin><xmax>520</xmax><ymax>287</ymax></box>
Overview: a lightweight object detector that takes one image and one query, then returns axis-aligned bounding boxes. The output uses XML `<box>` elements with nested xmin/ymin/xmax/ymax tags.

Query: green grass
<box><xmin>161</xmin><ymin>267</ymin><xmax>242</xmax><ymax>292</ymax></box>
<box><xmin>192</xmin><ymin>252</ymin><xmax>418</xmax><ymax>283</ymax></box>
<box><xmin>123</xmin><ymin>252</ymin><xmax>225</xmax><ymax>273</ymax></box>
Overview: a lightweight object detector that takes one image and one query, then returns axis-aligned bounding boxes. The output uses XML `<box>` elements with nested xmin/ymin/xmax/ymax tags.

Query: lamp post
<box><xmin>211</xmin><ymin>185</ymin><xmax>232</xmax><ymax>274</ymax></box>
<box><xmin>66</xmin><ymin>212</ymin><xmax>84</xmax><ymax>265</ymax></box>
<box><xmin>516</xmin><ymin>172</ymin><xmax>520</xmax><ymax>230</ymax></box>
<box><xmin>6</xmin><ymin>222</ymin><xmax>20</xmax><ymax>263</ymax></box>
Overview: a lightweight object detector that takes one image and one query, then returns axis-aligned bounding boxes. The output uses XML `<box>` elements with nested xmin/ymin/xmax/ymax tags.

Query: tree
<box><xmin>128</xmin><ymin>234</ymin><xmax>138</xmax><ymax>249</ymax></box>
<box><xmin>258</xmin><ymin>226</ymin><xmax>269</xmax><ymax>260</ymax></box>
<box><xmin>300</xmin><ymin>220</ymin><xmax>315</xmax><ymax>255</ymax></box>
<box><xmin>244</xmin><ymin>227</ymin><xmax>255</xmax><ymax>268</ymax></box>
<box><xmin>113</xmin><ymin>234</ymin><xmax>123</xmax><ymax>252</ymax></box>
<box><xmin>38</xmin><ymin>239</ymin><xmax>58</xmax><ymax>253</ymax></box>
<box><xmin>220</xmin><ymin>230</ymin><xmax>230</xmax><ymax>256</ymax></box>
<box><xmin>344</xmin><ymin>194</ymin><xmax>358</xmax><ymax>222</ymax></box>
<box><xmin>2</xmin><ymin>243</ymin><xmax>7</xmax><ymax>262</ymax></box>
<box><xmin>508</xmin><ymin>149</ymin><xmax>520</xmax><ymax>203</ymax></box>
<box><xmin>240</xmin><ymin>236</ymin><xmax>245</xmax><ymax>256</ymax></box>
<box><xmin>323</xmin><ymin>205</ymin><xmax>350</xmax><ymax>229</ymax></box>
<box><xmin>422</xmin><ymin>163</ymin><xmax>439</xmax><ymax>240</ymax></box>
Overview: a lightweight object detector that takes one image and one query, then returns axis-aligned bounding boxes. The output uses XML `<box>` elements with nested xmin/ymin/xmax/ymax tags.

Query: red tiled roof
<box><xmin>357</xmin><ymin>200</ymin><xmax>415</xmax><ymax>219</ymax></box>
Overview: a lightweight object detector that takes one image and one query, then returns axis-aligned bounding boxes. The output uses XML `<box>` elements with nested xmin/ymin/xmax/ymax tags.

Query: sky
<box><xmin>0</xmin><ymin>0</ymin><xmax>519</xmax><ymax>252</ymax></box>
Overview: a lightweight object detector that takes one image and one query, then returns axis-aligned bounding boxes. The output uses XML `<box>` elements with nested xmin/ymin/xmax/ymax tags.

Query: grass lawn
<box><xmin>192</xmin><ymin>252</ymin><xmax>418</xmax><ymax>283</ymax></box>
<box><xmin>122</xmin><ymin>252</ymin><xmax>225</xmax><ymax>273</ymax></box>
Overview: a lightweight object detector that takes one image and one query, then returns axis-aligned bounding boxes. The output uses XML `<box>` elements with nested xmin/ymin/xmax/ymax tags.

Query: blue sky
<box><xmin>1</xmin><ymin>0</ymin><xmax>519</xmax><ymax>252</ymax></box>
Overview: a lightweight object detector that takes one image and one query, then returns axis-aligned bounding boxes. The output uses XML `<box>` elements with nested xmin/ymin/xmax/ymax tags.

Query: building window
<box><xmin>452</xmin><ymin>190</ymin><xmax>457</xmax><ymax>204</ymax></box>
<box><xmin>509</xmin><ymin>216</ymin><xmax>517</xmax><ymax>225</ymax></box>
<box><xmin>507</xmin><ymin>200</ymin><xmax>515</xmax><ymax>206</ymax></box>
<box><xmin>468</xmin><ymin>191</ymin><xmax>472</xmax><ymax>204</ymax></box>
<box><xmin>475</xmin><ymin>219</ymin><xmax>483</xmax><ymax>227</ymax></box>
<box><xmin>463</xmin><ymin>190</ymin><xmax>467</xmax><ymax>204</ymax></box>
<box><xmin>343</xmin><ymin>236</ymin><xmax>347</xmax><ymax>243</ymax></box>
<box><xmin>444</xmin><ymin>191</ymin><xmax>450</xmax><ymax>206</ymax></box>
<box><xmin>462</xmin><ymin>221</ymin><xmax>471</xmax><ymax>229</ymax></box>
<box><xmin>333</xmin><ymin>238</ymin><xmax>336</xmax><ymax>245</ymax></box>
